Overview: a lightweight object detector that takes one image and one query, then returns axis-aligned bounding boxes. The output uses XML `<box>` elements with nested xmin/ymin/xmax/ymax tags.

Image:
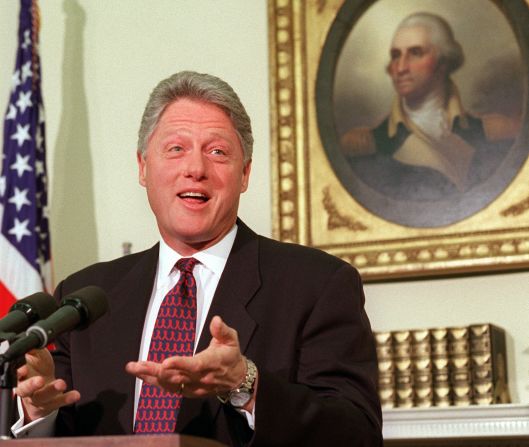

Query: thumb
<box><xmin>210</xmin><ymin>316</ymin><xmax>238</xmax><ymax>346</ymax></box>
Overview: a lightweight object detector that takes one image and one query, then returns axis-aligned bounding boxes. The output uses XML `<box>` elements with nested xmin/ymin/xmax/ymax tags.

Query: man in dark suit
<box><xmin>14</xmin><ymin>71</ymin><xmax>382</xmax><ymax>446</ymax></box>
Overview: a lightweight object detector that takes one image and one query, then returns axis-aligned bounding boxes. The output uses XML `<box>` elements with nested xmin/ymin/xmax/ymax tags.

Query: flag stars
<box><xmin>16</xmin><ymin>90</ymin><xmax>32</xmax><ymax>114</ymax></box>
<box><xmin>8</xmin><ymin>187</ymin><xmax>31</xmax><ymax>212</ymax></box>
<box><xmin>6</xmin><ymin>104</ymin><xmax>17</xmax><ymax>120</ymax></box>
<box><xmin>11</xmin><ymin>70</ymin><xmax>21</xmax><ymax>92</ymax></box>
<box><xmin>36</xmin><ymin>253</ymin><xmax>47</xmax><ymax>272</ymax></box>
<box><xmin>10</xmin><ymin>153</ymin><xmax>33</xmax><ymax>177</ymax></box>
<box><xmin>21</xmin><ymin>61</ymin><xmax>33</xmax><ymax>83</ymax></box>
<box><xmin>39</xmin><ymin>247</ymin><xmax>48</xmax><ymax>263</ymax></box>
<box><xmin>21</xmin><ymin>29</ymin><xmax>31</xmax><ymax>50</ymax></box>
<box><xmin>10</xmin><ymin>124</ymin><xmax>31</xmax><ymax>147</ymax></box>
<box><xmin>0</xmin><ymin>176</ymin><xmax>6</xmax><ymax>197</ymax></box>
<box><xmin>36</xmin><ymin>126</ymin><xmax>43</xmax><ymax>150</ymax></box>
<box><xmin>35</xmin><ymin>160</ymin><xmax>44</xmax><ymax>176</ymax></box>
<box><xmin>8</xmin><ymin>217</ymin><xmax>31</xmax><ymax>243</ymax></box>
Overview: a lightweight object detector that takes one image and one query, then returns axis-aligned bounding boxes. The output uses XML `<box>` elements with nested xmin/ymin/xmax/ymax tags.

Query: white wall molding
<box><xmin>384</xmin><ymin>404</ymin><xmax>529</xmax><ymax>439</ymax></box>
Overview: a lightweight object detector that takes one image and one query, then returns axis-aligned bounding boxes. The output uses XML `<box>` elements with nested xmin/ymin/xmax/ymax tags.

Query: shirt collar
<box><xmin>157</xmin><ymin>224</ymin><xmax>238</xmax><ymax>283</ymax></box>
<box><xmin>387</xmin><ymin>79</ymin><xmax>469</xmax><ymax>137</ymax></box>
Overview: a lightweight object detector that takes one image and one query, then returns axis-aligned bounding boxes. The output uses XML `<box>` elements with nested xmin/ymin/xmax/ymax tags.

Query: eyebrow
<box><xmin>390</xmin><ymin>44</ymin><xmax>429</xmax><ymax>56</ymax></box>
<box><xmin>158</xmin><ymin>129</ymin><xmax>238</xmax><ymax>146</ymax></box>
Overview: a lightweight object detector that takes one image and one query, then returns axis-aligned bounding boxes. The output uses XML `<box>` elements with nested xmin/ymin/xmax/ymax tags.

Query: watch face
<box><xmin>229</xmin><ymin>390</ymin><xmax>252</xmax><ymax>408</ymax></box>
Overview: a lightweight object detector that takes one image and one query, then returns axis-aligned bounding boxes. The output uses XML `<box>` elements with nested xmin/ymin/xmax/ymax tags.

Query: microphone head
<box><xmin>10</xmin><ymin>292</ymin><xmax>58</xmax><ymax>325</ymax></box>
<box><xmin>61</xmin><ymin>286</ymin><xmax>109</xmax><ymax>329</ymax></box>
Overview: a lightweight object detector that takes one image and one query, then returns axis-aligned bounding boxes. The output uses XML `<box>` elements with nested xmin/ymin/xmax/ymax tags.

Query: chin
<box><xmin>397</xmin><ymin>86</ymin><xmax>415</xmax><ymax>97</ymax></box>
<box><xmin>178</xmin><ymin>231</ymin><xmax>210</xmax><ymax>244</ymax></box>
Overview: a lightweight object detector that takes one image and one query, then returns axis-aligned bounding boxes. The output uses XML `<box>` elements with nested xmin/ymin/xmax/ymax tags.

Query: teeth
<box><xmin>180</xmin><ymin>192</ymin><xmax>207</xmax><ymax>199</ymax></box>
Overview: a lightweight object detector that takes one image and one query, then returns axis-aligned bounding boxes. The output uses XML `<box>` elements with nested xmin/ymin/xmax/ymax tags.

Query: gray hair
<box><xmin>137</xmin><ymin>71</ymin><xmax>253</xmax><ymax>161</ymax></box>
<box><xmin>395</xmin><ymin>12</ymin><xmax>464</xmax><ymax>74</ymax></box>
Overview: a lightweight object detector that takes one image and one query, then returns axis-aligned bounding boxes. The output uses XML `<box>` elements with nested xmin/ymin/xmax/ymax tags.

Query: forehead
<box><xmin>157</xmin><ymin>98</ymin><xmax>234</xmax><ymax>129</ymax></box>
<box><xmin>391</xmin><ymin>25</ymin><xmax>432</xmax><ymax>49</ymax></box>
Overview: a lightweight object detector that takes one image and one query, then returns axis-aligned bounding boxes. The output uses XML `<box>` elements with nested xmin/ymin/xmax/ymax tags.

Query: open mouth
<box><xmin>178</xmin><ymin>191</ymin><xmax>209</xmax><ymax>203</ymax></box>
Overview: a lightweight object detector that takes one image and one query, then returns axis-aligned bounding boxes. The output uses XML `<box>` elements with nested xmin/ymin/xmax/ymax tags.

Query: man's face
<box><xmin>137</xmin><ymin>98</ymin><xmax>251</xmax><ymax>255</ymax></box>
<box><xmin>387</xmin><ymin>25</ymin><xmax>445</xmax><ymax>103</ymax></box>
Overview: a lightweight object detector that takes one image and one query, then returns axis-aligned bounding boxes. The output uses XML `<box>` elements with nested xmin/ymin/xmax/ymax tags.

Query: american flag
<box><xmin>0</xmin><ymin>0</ymin><xmax>52</xmax><ymax>315</ymax></box>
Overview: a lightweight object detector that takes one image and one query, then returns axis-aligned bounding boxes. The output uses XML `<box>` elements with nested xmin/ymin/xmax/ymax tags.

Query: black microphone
<box><xmin>1</xmin><ymin>286</ymin><xmax>108</xmax><ymax>361</ymax></box>
<box><xmin>0</xmin><ymin>292</ymin><xmax>58</xmax><ymax>338</ymax></box>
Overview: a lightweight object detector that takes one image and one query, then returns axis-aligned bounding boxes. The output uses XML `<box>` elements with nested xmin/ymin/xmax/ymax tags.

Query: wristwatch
<box><xmin>217</xmin><ymin>357</ymin><xmax>257</xmax><ymax>408</ymax></box>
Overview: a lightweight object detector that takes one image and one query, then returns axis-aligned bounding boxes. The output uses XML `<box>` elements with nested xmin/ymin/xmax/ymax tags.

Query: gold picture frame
<box><xmin>268</xmin><ymin>0</ymin><xmax>529</xmax><ymax>280</ymax></box>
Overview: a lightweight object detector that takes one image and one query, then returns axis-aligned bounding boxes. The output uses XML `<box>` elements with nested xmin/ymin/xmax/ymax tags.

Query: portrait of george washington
<box><xmin>317</xmin><ymin>0</ymin><xmax>528</xmax><ymax>227</ymax></box>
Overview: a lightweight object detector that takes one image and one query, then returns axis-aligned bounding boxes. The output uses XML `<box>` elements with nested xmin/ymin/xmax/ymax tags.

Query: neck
<box><xmin>161</xmin><ymin>224</ymin><xmax>237</xmax><ymax>257</ymax></box>
<box><xmin>402</xmin><ymin>82</ymin><xmax>451</xmax><ymax>140</ymax></box>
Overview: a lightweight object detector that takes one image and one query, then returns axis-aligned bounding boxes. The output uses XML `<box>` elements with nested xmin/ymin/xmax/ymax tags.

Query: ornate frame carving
<box><xmin>268</xmin><ymin>0</ymin><xmax>529</xmax><ymax>280</ymax></box>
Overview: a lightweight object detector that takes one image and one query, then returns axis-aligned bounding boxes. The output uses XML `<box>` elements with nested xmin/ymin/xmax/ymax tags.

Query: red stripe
<box><xmin>0</xmin><ymin>281</ymin><xmax>17</xmax><ymax>317</ymax></box>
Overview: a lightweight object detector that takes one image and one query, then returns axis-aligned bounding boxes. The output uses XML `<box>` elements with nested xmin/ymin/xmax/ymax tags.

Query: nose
<box><xmin>182</xmin><ymin>148</ymin><xmax>207</xmax><ymax>180</ymax></box>
<box><xmin>396</xmin><ymin>55</ymin><xmax>409</xmax><ymax>73</ymax></box>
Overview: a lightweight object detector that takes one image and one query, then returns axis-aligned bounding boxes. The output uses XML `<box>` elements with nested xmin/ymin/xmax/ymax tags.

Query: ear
<box><xmin>240</xmin><ymin>160</ymin><xmax>252</xmax><ymax>193</ymax></box>
<box><xmin>137</xmin><ymin>151</ymin><xmax>147</xmax><ymax>187</ymax></box>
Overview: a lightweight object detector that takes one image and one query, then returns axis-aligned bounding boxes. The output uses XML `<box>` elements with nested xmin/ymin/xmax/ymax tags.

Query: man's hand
<box><xmin>15</xmin><ymin>348</ymin><xmax>81</xmax><ymax>422</ymax></box>
<box><xmin>126</xmin><ymin>316</ymin><xmax>256</xmax><ymax>411</ymax></box>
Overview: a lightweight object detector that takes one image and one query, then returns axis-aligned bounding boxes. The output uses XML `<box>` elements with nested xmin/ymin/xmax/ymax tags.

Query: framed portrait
<box><xmin>268</xmin><ymin>0</ymin><xmax>529</xmax><ymax>280</ymax></box>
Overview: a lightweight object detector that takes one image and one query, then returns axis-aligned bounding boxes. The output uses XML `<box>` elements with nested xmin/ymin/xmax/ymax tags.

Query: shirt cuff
<box><xmin>12</xmin><ymin>397</ymin><xmax>57</xmax><ymax>438</ymax></box>
<box><xmin>237</xmin><ymin>404</ymin><xmax>256</xmax><ymax>430</ymax></box>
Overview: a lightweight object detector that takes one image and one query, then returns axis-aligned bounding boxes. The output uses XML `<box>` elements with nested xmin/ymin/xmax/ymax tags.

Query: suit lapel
<box><xmin>92</xmin><ymin>244</ymin><xmax>159</xmax><ymax>433</ymax></box>
<box><xmin>197</xmin><ymin>221</ymin><xmax>260</xmax><ymax>353</ymax></box>
<box><xmin>177</xmin><ymin>221</ymin><xmax>261</xmax><ymax>432</ymax></box>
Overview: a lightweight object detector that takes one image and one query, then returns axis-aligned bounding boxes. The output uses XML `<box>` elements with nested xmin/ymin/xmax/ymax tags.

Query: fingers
<box><xmin>25</xmin><ymin>348</ymin><xmax>54</xmax><ymax>373</ymax></box>
<box><xmin>209</xmin><ymin>316</ymin><xmax>238</xmax><ymax>346</ymax></box>
<box><xmin>125</xmin><ymin>360</ymin><xmax>162</xmax><ymax>378</ymax></box>
<box><xmin>128</xmin><ymin>359</ymin><xmax>190</xmax><ymax>386</ymax></box>
<box><xmin>125</xmin><ymin>317</ymin><xmax>244</xmax><ymax>398</ymax></box>
<box><xmin>58</xmin><ymin>389</ymin><xmax>81</xmax><ymax>407</ymax></box>
<box><xmin>23</xmin><ymin>389</ymin><xmax>81</xmax><ymax>421</ymax></box>
<box><xmin>16</xmin><ymin>349</ymin><xmax>54</xmax><ymax>381</ymax></box>
<box><xmin>33</xmin><ymin>380</ymin><xmax>69</xmax><ymax>402</ymax></box>
<box><xmin>161</xmin><ymin>354</ymin><xmax>198</xmax><ymax>372</ymax></box>
<box><xmin>15</xmin><ymin>348</ymin><xmax>80</xmax><ymax>422</ymax></box>
<box><xmin>127</xmin><ymin>356</ymin><xmax>213</xmax><ymax>395</ymax></box>
<box><xmin>16</xmin><ymin>377</ymin><xmax>67</xmax><ymax>399</ymax></box>
<box><xmin>15</xmin><ymin>378</ymin><xmax>81</xmax><ymax>422</ymax></box>
<box><xmin>126</xmin><ymin>361</ymin><xmax>170</xmax><ymax>388</ymax></box>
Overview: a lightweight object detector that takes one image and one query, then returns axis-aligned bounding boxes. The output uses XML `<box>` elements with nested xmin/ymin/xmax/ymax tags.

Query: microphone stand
<box><xmin>0</xmin><ymin>332</ymin><xmax>25</xmax><ymax>440</ymax></box>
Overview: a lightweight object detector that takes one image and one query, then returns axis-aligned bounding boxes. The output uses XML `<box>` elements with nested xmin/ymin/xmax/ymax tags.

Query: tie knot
<box><xmin>176</xmin><ymin>257</ymin><xmax>198</xmax><ymax>273</ymax></box>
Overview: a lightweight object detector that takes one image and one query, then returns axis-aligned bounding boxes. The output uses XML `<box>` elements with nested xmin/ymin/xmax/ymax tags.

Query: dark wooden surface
<box><xmin>3</xmin><ymin>434</ymin><xmax>227</xmax><ymax>447</ymax></box>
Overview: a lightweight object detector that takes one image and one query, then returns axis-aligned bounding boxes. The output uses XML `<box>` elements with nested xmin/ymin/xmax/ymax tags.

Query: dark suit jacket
<box><xmin>52</xmin><ymin>220</ymin><xmax>382</xmax><ymax>446</ymax></box>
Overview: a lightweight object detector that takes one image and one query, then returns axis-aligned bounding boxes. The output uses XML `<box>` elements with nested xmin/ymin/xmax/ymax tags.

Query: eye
<box><xmin>210</xmin><ymin>147</ymin><xmax>227</xmax><ymax>156</ymax></box>
<box><xmin>169</xmin><ymin>145</ymin><xmax>184</xmax><ymax>152</ymax></box>
<box><xmin>409</xmin><ymin>47</ymin><xmax>425</xmax><ymax>57</ymax></box>
<box><xmin>390</xmin><ymin>49</ymin><xmax>401</xmax><ymax>60</ymax></box>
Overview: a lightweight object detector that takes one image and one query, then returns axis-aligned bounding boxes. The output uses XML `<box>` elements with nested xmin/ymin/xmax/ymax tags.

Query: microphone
<box><xmin>1</xmin><ymin>286</ymin><xmax>108</xmax><ymax>361</ymax></box>
<box><xmin>0</xmin><ymin>292</ymin><xmax>58</xmax><ymax>338</ymax></box>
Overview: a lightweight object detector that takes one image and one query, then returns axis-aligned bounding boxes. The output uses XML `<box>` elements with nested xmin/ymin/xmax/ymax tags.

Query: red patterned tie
<box><xmin>134</xmin><ymin>257</ymin><xmax>198</xmax><ymax>434</ymax></box>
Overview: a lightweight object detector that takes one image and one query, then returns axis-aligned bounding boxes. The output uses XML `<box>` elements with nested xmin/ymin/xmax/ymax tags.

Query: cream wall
<box><xmin>1</xmin><ymin>0</ymin><xmax>528</xmax><ymax>404</ymax></box>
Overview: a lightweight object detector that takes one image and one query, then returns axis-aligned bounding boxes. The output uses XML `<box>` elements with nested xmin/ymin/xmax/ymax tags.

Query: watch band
<box><xmin>238</xmin><ymin>357</ymin><xmax>257</xmax><ymax>392</ymax></box>
<box><xmin>217</xmin><ymin>356</ymin><xmax>257</xmax><ymax>407</ymax></box>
